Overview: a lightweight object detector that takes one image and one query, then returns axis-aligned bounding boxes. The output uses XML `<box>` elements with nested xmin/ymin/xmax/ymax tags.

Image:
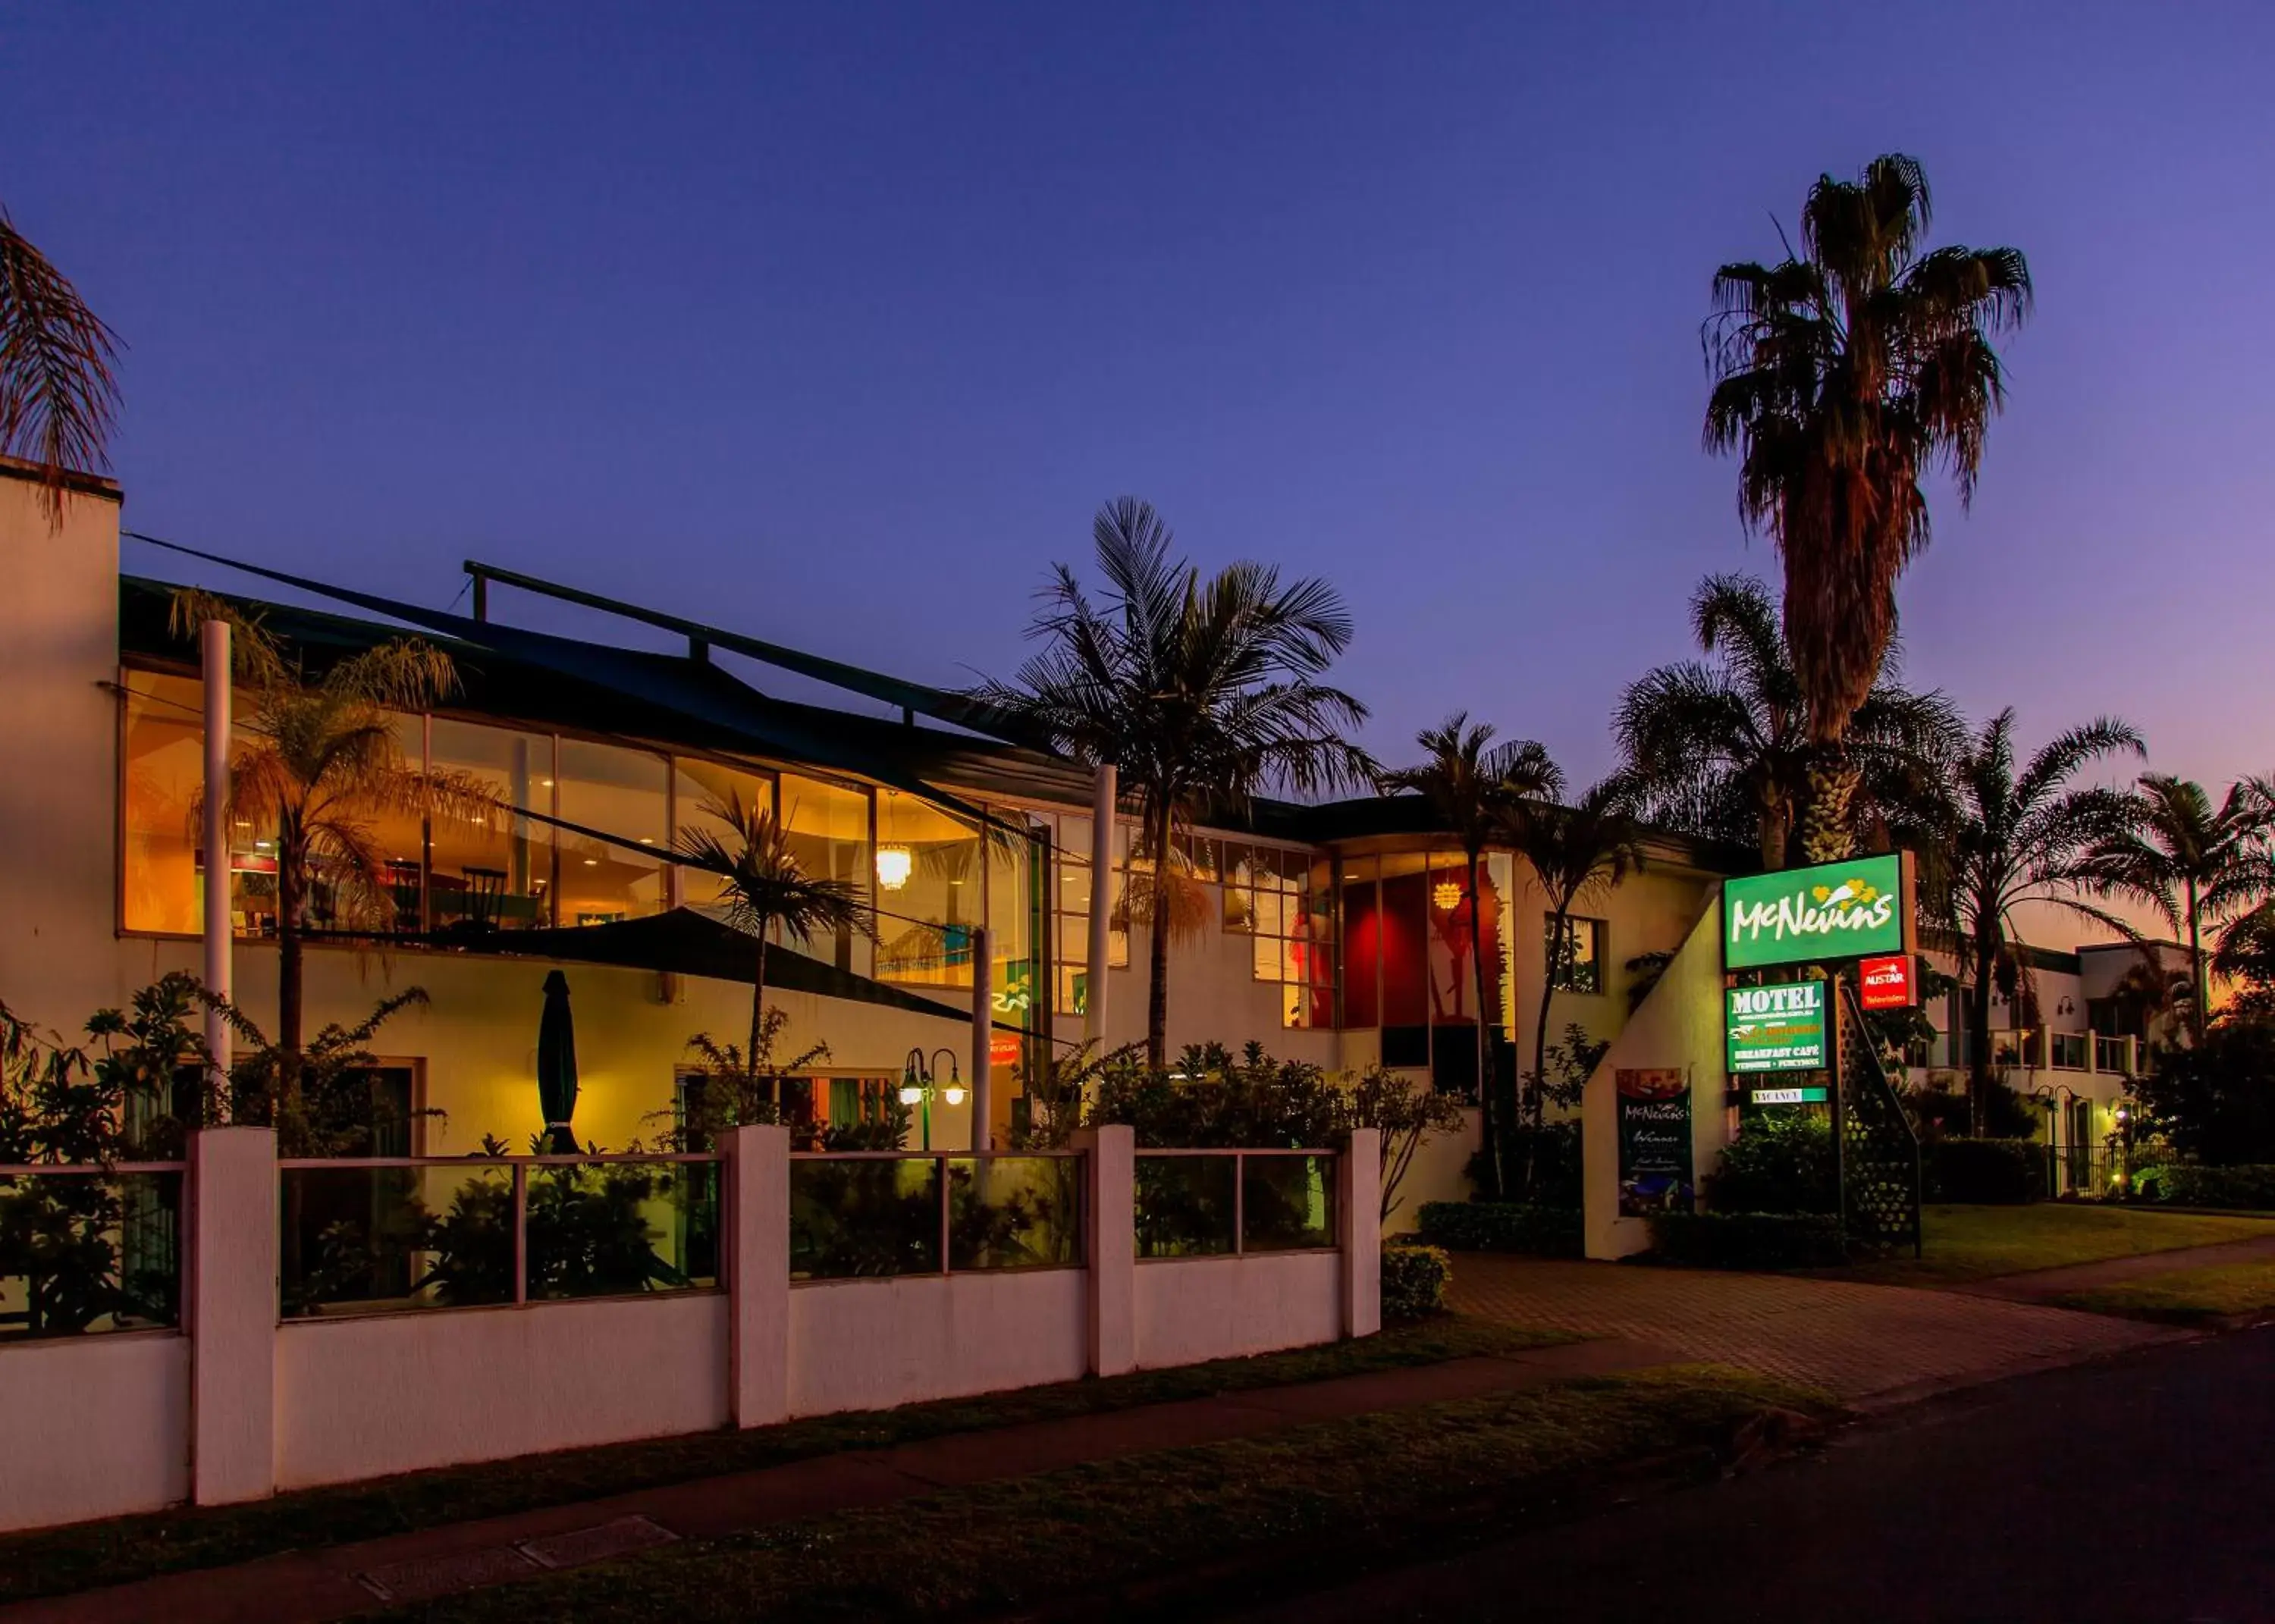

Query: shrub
<box><xmin>2133</xmin><ymin>1164</ymin><xmax>2275</xmax><ymax>1209</ymax></box>
<box><xmin>1413</xmin><ymin>1200</ymin><xmax>1583</xmax><ymax>1257</ymax></box>
<box><xmin>1379</xmin><ymin>1241</ymin><xmax>1451</xmax><ymax>1321</ymax></box>
<box><xmin>1643</xmin><ymin>1210</ymin><xmax>1847</xmax><ymax>1270</ymax></box>
<box><xmin>1924</xmin><ymin>1136</ymin><xmax>2044</xmax><ymax>1204</ymax></box>
<box><xmin>2128</xmin><ymin>1019</ymin><xmax>2275</xmax><ymax>1165</ymax></box>
<box><xmin>1706</xmin><ymin>1113</ymin><xmax>1836</xmax><ymax>1215</ymax></box>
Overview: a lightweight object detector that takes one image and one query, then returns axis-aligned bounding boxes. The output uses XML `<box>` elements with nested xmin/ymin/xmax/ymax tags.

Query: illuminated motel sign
<box><xmin>1721</xmin><ymin>853</ymin><xmax>1916</xmax><ymax>972</ymax></box>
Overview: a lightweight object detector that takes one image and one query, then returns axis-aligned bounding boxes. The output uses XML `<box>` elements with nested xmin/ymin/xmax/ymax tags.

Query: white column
<box><xmin>970</xmin><ymin>925</ymin><xmax>993</xmax><ymax>1151</ymax></box>
<box><xmin>190</xmin><ymin>1127</ymin><xmax>275</xmax><ymax>1506</ymax></box>
<box><xmin>200</xmin><ymin>619</ymin><xmax>233</xmax><ymax>1071</ymax></box>
<box><xmin>724</xmin><ymin>1124</ymin><xmax>790</xmax><ymax>1428</ymax></box>
<box><xmin>1076</xmin><ymin>1124</ymin><xmax>1135</xmax><ymax>1375</ymax></box>
<box><xmin>1339</xmin><ymin>1128</ymin><xmax>1382</xmax><ymax>1339</ymax></box>
<box><xmin>1084</xmin><ymin>762</ymin><xmax>1116</xmax><ymax>1049</ymax></box>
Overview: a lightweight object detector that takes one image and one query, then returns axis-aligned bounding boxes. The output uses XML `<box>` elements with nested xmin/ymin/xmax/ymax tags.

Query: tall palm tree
<box><xmin>2</xmin><ymin>205</ymin><xmax>121</xmax><ymax>529</ymax></box>
<box><xmin>676</xmin><ymin>792</ymin><xmax>874</xmax><ymax>1092</ymax></box>
<box><xmin>977</xmin><ymin>497</ymin><xmax>1373</xmax><ymax>1067</ymax></box>
<box><xmin>1935</xmin><ymin>710</ymin><xmax>2144</xmax><ymax>1133</ymax></box>
<box><xmin>1501</xmin><ymin>776</ymin><xmax>1646</xmax><ymax>1128</ymax></box>
<box><xmin>1376</xmin><ymin>714</ymin><xmax>1561</xmax><ymax>1198</ymax></box>
<box><xmin>2082</xmin><ymin>774</ymin><xmax>2275</xmax><ymax>1036</ymax></box>
<box><xmin>1705</xmin><ymin>155</ymin><xmax>2032</xmax><ymax>862</ymax></box>
<box><xmin>1615</xmin><ymin>572</ymin><xmax>1961</xmax><ymax>869</ymax></box>
<box><xmin>173</xmin><ymin>593</ymin><xmax>493</xmax><ymax>1099</ymax></box>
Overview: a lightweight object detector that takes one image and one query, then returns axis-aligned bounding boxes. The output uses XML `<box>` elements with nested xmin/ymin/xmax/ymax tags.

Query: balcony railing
<box><xmin>787</xmin><ymin>1152</ymin><xmax>1084</xmax><ymax>1281</ymax></box>
<box><xmin>277</xmin><ymin>1153</ymin><xmax>721</xmax><ymax>1318</ymax></box>
<box><xmin>0</xmin><ymin>1164</ymin><xmax>184</xmax><ymax>1340</ymax></box>
<box><xmin>1132</xmin><ymin>1149</ymin><xmax>1339</xmax><ymax>1259</ymax></box>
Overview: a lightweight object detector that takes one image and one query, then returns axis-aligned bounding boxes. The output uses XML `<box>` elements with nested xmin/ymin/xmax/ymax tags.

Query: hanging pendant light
<box><xmin>1432</xmin><ymin>879</ymin><xmax>1462</xmax><ymax>912</ymax></box>
<box><xmin>877</xmin><ymin>845</ymin><xmax>913</xmax><ymax>891</ymax></box>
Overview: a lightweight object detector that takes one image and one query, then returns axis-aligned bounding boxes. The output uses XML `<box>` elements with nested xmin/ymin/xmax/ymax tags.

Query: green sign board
<box><xmin>1721</xmin><ymin>852</ymin><xmax>1911</xmax><ymax>970</ymax></box>
<box><xmin>1747</xmin><ymin>1085</ymin><xmax>1829</xmax><ymax>1106</ymax></box>
<box><xmin>1726</xmin><ymin>982</ymin><xmax>1828</xmax><ymax>1074</ymax></box>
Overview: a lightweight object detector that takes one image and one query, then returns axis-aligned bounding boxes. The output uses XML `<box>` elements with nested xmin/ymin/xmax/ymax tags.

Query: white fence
<box><xmin>0</xmin><ymin>1125</ymin><xmax>1377</xmax><ymax>1532</ymax></box>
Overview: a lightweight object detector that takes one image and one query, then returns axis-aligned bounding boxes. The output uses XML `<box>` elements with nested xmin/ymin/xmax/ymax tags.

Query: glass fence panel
<box><xmin>281</xmin><ymin>1163</ymin><xmax>514</xmax><ymax>1317</ymax></box>
<box><xmin>946</xmin><ymin>1157</ymin><xmax>1081</xmax><ymax>1271</ymax></box>
<box><xmin>1241</xmin><ymin>1155</ymin><xmax>1338</xmax><ymax>1252</ymax></box>
<box><xmin>1134</xmin><ymin>1155</ymin><xmax>1237</xmax><ymax>1259</ymax></box>
<box><xmin>790</xmin><ymin>1158</ymin><xmax>943</xmax><ymax>1280</ymax></box>
<box><xmin>0</xmin><ymin>1171</ymin><xmax>182</xmax><ymax>1340</ymax></box>
<box><xmin>527</xmin><ymin>1161</ymin><xmax>720</xmax><ymax>1301</ymax></box>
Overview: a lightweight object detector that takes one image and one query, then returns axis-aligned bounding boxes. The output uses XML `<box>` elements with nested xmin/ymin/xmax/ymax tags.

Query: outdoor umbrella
<box><xmin>537</xmin><ymin>970</ymin><xmax>580</xmax><ymax>1154</ymax></box>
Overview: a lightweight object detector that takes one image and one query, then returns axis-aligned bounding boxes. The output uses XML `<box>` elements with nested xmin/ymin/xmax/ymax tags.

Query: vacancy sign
<box><xmin>1857</xmin><ymin>954</ymin><xmax>1916</xmax><ymax>1010</ymax></box>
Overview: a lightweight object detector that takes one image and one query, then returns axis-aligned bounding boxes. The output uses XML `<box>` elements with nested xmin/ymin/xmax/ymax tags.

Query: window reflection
<box><xmin>556</xmin><ymin>738</ymin><xmax>667</xmax><ymax>926</ymax></box>
<box><xmin>429</xmin><ymin>720</ymin><xmax>554</xmax><ymax>932</ymax></box>
<box><xmin>779</xmin><ymin>773</ymin><xmax>871</xmax><ymax>973</ymax></box>
<box><xmin>877</xmin><ymin>791</ymin><xmax>977</xmax><ymax>987</ymax></box>
<box><xmin>673</xmin><ymin>759</ymin><xmax>773</xmax><ymax>910</ymax></box>
<box><xmin>121</xmin><ymin>673</ymin><xmax>205</xmax><ymax>935</ymax></box>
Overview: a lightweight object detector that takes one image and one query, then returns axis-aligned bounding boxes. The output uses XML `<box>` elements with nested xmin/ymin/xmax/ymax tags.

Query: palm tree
<box><xmin>172</xmin><ymin>592</ymin><xmax>494</xmax><ymax>1099</ymax></box>
<box><xmin>675</xmin><ymin>792</ymin><xmax>874</xmax><ymax>1093</ymax></box>
<box><xmin>2</xmin><ymin>205</ymin><xmax>121</xmax><ymax>529</ymax></box>
<box><xmin>2082</xmin><ymin>774</ymin><xmax>2275</xmax><ymax>1036</ymax></box>
<box><xmin>1376</xmin><ymin>714</ymin><xmax>1561</xmax><ymax>1198</ymax></box>
<box><xmin>1615</xmin><ymin>572</ymin><xmax>1961</xmax><ymax>869</ymax></box>
<box><xmin>1936</xmin><ymin>710</ymin><xmax>2143</xmax><ymax>1133</ymax></box>
<box><xmin>977</xmin><ymin>497</ymin><xmax>1373</xmax><ymax>1067</ymax></box>
<box><xmin>1705</xmin><ymin>155</ymin><xmax>2032</xmax><ymax>862</ymax></box>
<box><xmin>1501</xmin><ymin>776</ymin><xmax>1646</xmax><ymax>1129</ymax></box>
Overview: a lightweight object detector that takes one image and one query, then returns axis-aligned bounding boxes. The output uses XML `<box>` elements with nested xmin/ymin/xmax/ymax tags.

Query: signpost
<box><xmin>1725</xmin><ymin>981</ymin><xmax>1828</xmax><ymax>1074</ymax></box>
<box><xmin>1615</xmin><ymin>1068</ymin><xmax>1693</xmax><ymax>1217</ymax></box>
<box><xmin>1721</xmin><ymin>853</ymin><xmax>1914</xmax><ymax>971</ymax></box>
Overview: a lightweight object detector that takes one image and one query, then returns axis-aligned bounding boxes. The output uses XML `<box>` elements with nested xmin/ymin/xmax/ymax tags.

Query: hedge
<box><xmin>1414</xmin><ymin>1201</ymin><xmax>1584</xmax><ymax>1257</ymax></box>
<box><xmin>2133</xmin><ymin>1164</ymin><xmax>2275</xmax><ymax>1209</ymax></box>
<box><xmin>1379</xmin><ymin>1241</ymin><xmax>1452</xmax><ymax>1321</ymax></box>
<box><xmin>1643</xmin><ymin>1210</ymin><xmax>1847</xmax><ymax>1271</ymax></box>
<box><xmin>1924</xmin><ymin>1137</ymin><xmax>2044</xmax><ymax>1205</ymax></box>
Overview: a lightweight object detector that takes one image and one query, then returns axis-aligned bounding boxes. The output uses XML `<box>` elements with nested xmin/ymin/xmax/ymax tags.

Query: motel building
<box><xmin>0</xmin><ymin>457</ymin><xmax>2167</xmax><ymax>1528</ymax></box>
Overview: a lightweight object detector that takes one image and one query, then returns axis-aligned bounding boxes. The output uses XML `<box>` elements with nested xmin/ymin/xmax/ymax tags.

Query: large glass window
<box><xmin>780</xmin><ymin>773</ymin><xmax>872</xmax><ymax>973</ymax></box>
<box><xmin>1238</xmin><ymin>845</ymin><xmax>1332</xmax><ymax>1030</ymax></box>
<box><xmin>121</xmin><ymin>673</ymin><xmax>206</xmax><ymax>935</ymax></box>
<box><xmin>876</xmin><ymin>791</ymin><xmax>978</xmax><ymax>987</ymax></box>
<box><xmin>986</xmin><ymin>809</ymin><xmax>1042</xmax><ymax>1030</ymax></box>
<box><xmin>672</xmin><ymin>758</ymin><xmax>774</xmax><ymax>910</ymax></box>
<box><xmin>1048</xmin><ymin>812</ymin><xmax>1129</xmax><ymax>1017</ymax></box>
<box><xmin>1338</xmin><ymin>857</ymin><xmax>1381</xmax><ymax>1031</ymax></box>
<box><xmin>1547</xmin><ymin>916</ymin><xmax>1606</xmax><ymax>995</ymax></box>
<box><xmin>554</xmin><ymin>739</ymin><xmax>668</xmax><ymax>926</ymax></box>
<box><xmin>428</xmin><ymin>720</ymin><xmax>554</xmax><ymax>931</ymax></box>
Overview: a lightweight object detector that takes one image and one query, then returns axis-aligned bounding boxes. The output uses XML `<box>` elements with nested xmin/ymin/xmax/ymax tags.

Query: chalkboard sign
<box><xmin>1616</xmin><ymin>1068</ymin><xmax>1693</xmax><ymax>1217</ymax></box>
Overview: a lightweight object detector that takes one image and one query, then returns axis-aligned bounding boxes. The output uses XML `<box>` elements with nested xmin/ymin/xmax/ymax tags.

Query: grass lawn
<box><xmin>2054</xmin><ymin>1260</ymin><xmax>2275</xmax><ymax>1326</ymax></box>
<box><xmin>0</xmin><ymin>1315</ymin><xmax>1567</xmax><ymax>1608</ymax></box>
<box><xmin>1837</xmin><ymin>1203</ymin><xmax>2275</xmax><ymax>1288</ymax></box>
<box><xmin>397</xmin><ymin>1365</ymin><xmax>1833</xmax><ymax>1624</ymax></box>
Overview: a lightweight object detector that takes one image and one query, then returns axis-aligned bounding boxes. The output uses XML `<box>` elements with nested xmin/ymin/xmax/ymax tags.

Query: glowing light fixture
<box><xmin>1432</xmin><ymin>880</ymin><xmax>1462</xmax><ymax>911</ymax></box>
<box><xmin>877</xmin><ymin>845</ymin><xmax>913</xmax><ymax>891</ymax></box>
<box><xmin>943</xmin><ymin>1084</ymin><xmax>968</xmax><ymax>1106</ymax></box>
<box><xmin>899</xmin><ymin>1084</ymin><xmax>923</xmax><ymax>1105</ymax></box>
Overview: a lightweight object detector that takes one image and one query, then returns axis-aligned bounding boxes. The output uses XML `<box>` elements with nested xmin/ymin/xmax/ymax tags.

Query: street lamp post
<box><xmin>899</xmin><ymin>1046</ymin><xmax>966</xmax><ymax>1152</ymax></box>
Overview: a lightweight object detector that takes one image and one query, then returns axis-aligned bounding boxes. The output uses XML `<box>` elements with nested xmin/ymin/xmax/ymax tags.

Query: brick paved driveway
<box><xmin>1449</xmin><ymin>1255</ymin><xmax>2177</xmax><ymax>1403</ymax></box>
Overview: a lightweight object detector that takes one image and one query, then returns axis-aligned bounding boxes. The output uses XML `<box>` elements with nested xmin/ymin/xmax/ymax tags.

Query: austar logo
<box><xmin>1728</xmin><ymin>873</ymin><xmax>1897</xmax><ymax>950</ymax></box>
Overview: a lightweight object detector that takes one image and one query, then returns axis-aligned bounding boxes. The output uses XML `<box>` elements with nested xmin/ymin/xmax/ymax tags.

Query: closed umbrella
<box><xmin>537</xmin><ymin>970</ymin><xmax>580</xmax><ymax>1154</ymax></box>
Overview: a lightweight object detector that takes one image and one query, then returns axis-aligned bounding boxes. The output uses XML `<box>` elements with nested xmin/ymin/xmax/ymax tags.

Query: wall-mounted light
<box><xmin>877</xmin><ymin>845</ymin><xmax>913</xmax><ymax>891</ymax></box>
<box><xmin>1432</xmin><ymin>880</ymin><xmax>1462</xmax><ymax>911</ymax></box>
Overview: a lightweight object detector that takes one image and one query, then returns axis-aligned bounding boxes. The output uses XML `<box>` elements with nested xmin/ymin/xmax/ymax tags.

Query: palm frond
<box><xmin>0</xmin><ymin>209</ymin><xmax>121</xmax><ymax>528</ymax></box>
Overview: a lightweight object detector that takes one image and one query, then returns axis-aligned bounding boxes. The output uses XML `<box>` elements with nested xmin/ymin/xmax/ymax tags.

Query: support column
<box><xmin>1338</xmin><ymin>1128</ymin><xmax>1381</xmax><ymax>1339</ymax></box>
<box><xmin>1076</xmin><ymin>1124</ymin><xmax>1134</xmax><ymax>1375</ymax></box>
<box><xmin>200</xmin><ymin>619</ymin><xmax>232</xmax><ymax>1071</ymax></box>
<box><xmin>1084</xmin><ymin>762</ymin><xmax>1116</xmax><ymax>1049</ymax></box>
<box><xmin>190</xmin><ymin>1127</ymin><xmax>275</xmax><ymax>1506</ymax></box>
<box><xmin>724</xmin><ymin>1124</ymin><xmax>790</xmax><ymax>1428</ymax></box>
<box><xmin>970</xmin><ymin>926</ymin><xmax>992</xmax><ymax>1150</ymax></box>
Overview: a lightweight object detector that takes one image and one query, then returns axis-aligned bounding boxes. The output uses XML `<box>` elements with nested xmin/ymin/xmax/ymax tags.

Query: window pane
<box><xmin>673</xmin><ymin>758</ymin><xmax>774</xmax><ymax>908</ymax></box>
<box><xmin>1548</xmin><ymin>916</ymin><xmax>1604</xmax><ymax>994</ymax></box>
<box><xmin>779</xmin><ymin>773</ymin><xmax>871</xmax><ymax>972</ymax></box>
<box><xmin>554</xmin><ymin>739</ymin><xmax>668</xmax><ymax>926</ymax></box>
<box><xmin>430</xmin><ymin>720</ymin><xmax>554</xmax><ymax>930</ymax></box>
<box><xmin>121</xmin><ymin>673</ymin><xmax>204</xmax><ymax>934</ymax></box>
<box><xmin>1339</xmin><ymin>860</ymin><xmax>1379</xmax><ymax>1030</ymax></box>
<box><xmin>987</xmin><ymin>816</ymin><xmax>1040</xmax><ymax>1025</ymax></box>
<box><xmin>876</xmin><ymin>791</ymin><xmax>976</xmax><ymax>986</ymax></box>
<box><xmin>1379</xmin><ymin>854</ymin><xmax>1429</xmax><ymax>1030</ymax></box>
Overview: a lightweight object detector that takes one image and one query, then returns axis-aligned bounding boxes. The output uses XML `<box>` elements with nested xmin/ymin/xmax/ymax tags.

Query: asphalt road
<box><xmin>1213</xmin><ymin>1327</ymin><xmax>2275</xmax><ymax>1624</ymax></box>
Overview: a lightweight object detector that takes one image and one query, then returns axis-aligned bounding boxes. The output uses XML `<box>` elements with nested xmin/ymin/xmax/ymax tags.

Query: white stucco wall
<box><xmin>786</xmin><ymin>1268</ymin><xmax>1088</xmax><ymax>1416</ymax></box>
<box><xmin>1131</xmin><ymin>1250</ymin><xmax>1342</xmax><ymax>1368</ymax></box>
<box><xmin>274</xmin><ymin>1293</ymin><xmax>731</xmax><ymax>1489</ymax></box>
<box><xmin>0</xmin><ymin>1332</ymin><xmax>188</xmax><ymax>1532</ymax></box>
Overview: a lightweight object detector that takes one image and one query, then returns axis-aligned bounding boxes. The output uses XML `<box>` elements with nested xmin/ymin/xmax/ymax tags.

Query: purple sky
<box><xmin>7</xmin><ymin>2</ymin><xmax>2271</xmax><ymax>798</ymax></box>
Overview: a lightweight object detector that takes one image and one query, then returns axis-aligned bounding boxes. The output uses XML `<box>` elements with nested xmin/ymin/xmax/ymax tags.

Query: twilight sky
<box><xmin>6</xmin><ymin>2</ymin><xmax>2272</xmax><ymax>795</ymax></box>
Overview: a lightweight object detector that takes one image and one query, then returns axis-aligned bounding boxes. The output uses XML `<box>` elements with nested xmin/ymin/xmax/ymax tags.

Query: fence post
<box><xmin>189</xmin><ymin>1127</ymin><xmax>276</xmax><ymax>1506</ymax></box>
<box><xmin>724</xmin><ymin>1125</ymin><xmax>790</xmax><ymax>1428</ymax></box>
<box><xmin>1338</xmin><ymin>1130</ymin><xmax>1381</xmax><ymax>1339</ymax></box>
<box><xmin>1075</xmin><ymin>1125</ymin><xmax>1134</xmax><ymax>1376</ymax></box>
